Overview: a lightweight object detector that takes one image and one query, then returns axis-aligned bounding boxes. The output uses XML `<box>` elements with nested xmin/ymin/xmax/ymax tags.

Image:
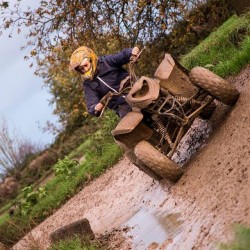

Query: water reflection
<box><xmin>124</xmin><ymin>208</ymin><xmax>183</xmax><ymax>250</ymax></box>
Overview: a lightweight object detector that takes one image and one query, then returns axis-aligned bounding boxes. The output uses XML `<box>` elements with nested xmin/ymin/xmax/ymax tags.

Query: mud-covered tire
<box><xmin>189</xmin><ymin>66</ymin><xmax>239</xmax><ymax>106</ymax></box>
<box><xmin>134</xmin><ymin>141</ymin><xmax>183</xmax><ymax>182</ymax></box>
<box><xmin>125</xmin><ymin>151</ymin><xmax>162</xmax><ymax>181</ymax></box>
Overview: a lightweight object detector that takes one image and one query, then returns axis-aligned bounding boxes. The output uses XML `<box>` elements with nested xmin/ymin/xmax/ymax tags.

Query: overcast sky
<box><xmin>0</xmin><ymin>2</ymin><xmax>58</xmax><ymax>146</ymax></box>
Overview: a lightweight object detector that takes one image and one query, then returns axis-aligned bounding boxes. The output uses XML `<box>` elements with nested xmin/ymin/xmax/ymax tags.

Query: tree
<box><xmin>0</xmin><ymin>0</ymin><xmax>207</xmax><ymax>60</ymax></box>
<box><xmin>0</xmin><ymin>0</ymin><xmax>232</xmax><ymax>128</ymax></box>
<box><xmin>0</xmin><ymin>120</ymin><xmax>43</xmax><ymax>177</ymax></box>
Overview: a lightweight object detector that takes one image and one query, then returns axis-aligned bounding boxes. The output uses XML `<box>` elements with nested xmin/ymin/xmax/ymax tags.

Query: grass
<box><xmin>0</xmin><ymin>111</ymin><xmax>122</xmax><ymax>246</ymax></box>
<box><xmin>219</xmin><ymin>225</ymin><xmax>250</xmax><ymax>250</ymax></box>
<box><xmin>28</xmin><ymin>142</ymin><xmax>122</xmax><ymax>220</ymax></box>
<box><xmin>49</xmin><ymin>235</ymin><xmax>105</xmax><ymax>250</ymax></box>
<box><xmin>0</xmin><ymin>213</ymin><xmax>9</xmax><ymax>226</ymax></box>
<box><xmin>68</xmin><ymin>138</ymin><xmax>92</xmax><ymax>160</ymax></box>
<box><xmin>0</xmin><ymin>201</ymin><xmax>12</xmax><ymax>216</ymax></box>
<box><xmin>181</xmin><ymin>14</ymin><xmax>250</xmax><ymax>77</ymax></box>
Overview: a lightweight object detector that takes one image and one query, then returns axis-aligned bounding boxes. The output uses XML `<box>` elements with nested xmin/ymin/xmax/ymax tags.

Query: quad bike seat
<box><xmin>126</xmin><ymin>76</ymin><xmax>160</xmax><ymax>109</ymax></box>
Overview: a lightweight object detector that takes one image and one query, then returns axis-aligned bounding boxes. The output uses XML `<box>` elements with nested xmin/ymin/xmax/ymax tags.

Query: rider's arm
<box><xmin>103</xmin><ymin>48</ymin><xmax>133</xmax><ymax>67</ymax></box>
<box><xmin>83</xmin><ymin>81</ymin><xmax>102</xmax><ymax>116</ymax></box>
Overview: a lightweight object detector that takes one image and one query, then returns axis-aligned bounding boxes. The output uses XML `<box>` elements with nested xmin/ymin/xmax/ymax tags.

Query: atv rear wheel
<box><xmin>189</xmin><ymin>66</ymin><xmax>239</xmax><ymax>106</ymax></box>
<box><xmin>134</xmin><ymin>141</ymin><xmax>183</xmax><ymax>182</ymax></box>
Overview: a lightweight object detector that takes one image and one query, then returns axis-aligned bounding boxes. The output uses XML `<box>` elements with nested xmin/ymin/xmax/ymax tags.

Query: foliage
<box><xmin>93</xmin><ymin>110</ymin><xmax>119</xmax><ymax>137</ymax></box>
<box><xmin>0</xmin><ymin>0</ymin><xmax>208</xmax><ymax>58</ymax></box>
<box><xmin>53</xmin><ymin>121</ymin><xmax>98</xmax><ymax>158</ymax></box>
<box><xmin>49</xmin><ymin>235</ymin><xmax>103</xmax><ymax>250</ymax></box>
<box><xmin>219</xmin><ymin>225</ymin><xmax>250</xmax><ymax>250</ymax></box>
<box><xmin>181</xmin><ymin>14</ymin><xmax>250</xmax><ymax>77</ymax></box>
<box><xmin>68</xmin><ymin>139</ymin><xmax>92</xmax><ymax>160</ymax></box>
<box><xmin>0</xmin><ymin>120</ymin><xmax>98</xmax><ymax>211</ymax></box>
<box><xmin>0</xmin><ymin>112</ymin><xmax>122</xmax><ymax>246</ymax></box>
<box><xmin>0</xmin><ymin>0</ymin><xmax>233</xmax><ymax>129</ymax></box>
<box><xmin>53</xmin><ymin>156</ymin><xmax>78</xmax><ymax>176</ymax></box>
<box><xmin>225</xmin><ymin>0</ymin><xmax>250</xmax><ymax>15</ymax></box>
<box><xmin>160</xmin><ymin>0</ymin><xmax>233</xmax><ymax>58</ymax></box>
<box><xmin>18</xmin><ymin>186</ymin><xmax>47</xmax><ymax>216</ymax></box>
<box><xmin>0</xmin><ymin>213</ymin><xmax>8</xmax><ymax>227</ymax></box>
<box><xmin>85</xmin><ymin>110</ymin><xmax>119</xmax><ymax>156</ymax></box>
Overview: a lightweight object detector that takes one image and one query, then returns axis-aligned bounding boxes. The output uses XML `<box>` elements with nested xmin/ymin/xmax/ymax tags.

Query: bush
<box><xmin>0</xmin><ymin>177</ymin><xmax>18</xmax><ymax>202</ymax></box>
<box><xmin>27</xmin><ymin>149</ymin><xmax>59</xmax><ymax>172</ymax></box>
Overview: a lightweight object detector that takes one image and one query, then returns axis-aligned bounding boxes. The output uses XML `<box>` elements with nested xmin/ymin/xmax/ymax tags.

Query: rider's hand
<box><xmin>132</xmin><ymin>47</ymin><xmax>140</xmax><ymax>56</ymax></box>
<box><xmin>94</xmin><ymin>103</ymin><xmax>104</xmax><ymax>111</ymax></box>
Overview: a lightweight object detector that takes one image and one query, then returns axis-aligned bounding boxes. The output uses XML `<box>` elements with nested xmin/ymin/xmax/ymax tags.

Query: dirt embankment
<box><xmin>14</xmin><ymin>66</ymin><xmax>250</xmax><ymax>250</ymax></box>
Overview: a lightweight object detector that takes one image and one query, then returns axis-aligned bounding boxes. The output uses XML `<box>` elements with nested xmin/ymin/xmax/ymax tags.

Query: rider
<box><xmin>69</xmin><ymin>46</ymin><xmax>140</xmax><ymax>118</ymax></box>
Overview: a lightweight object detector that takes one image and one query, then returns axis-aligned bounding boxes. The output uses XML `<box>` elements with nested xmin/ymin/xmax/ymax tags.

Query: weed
<box><xmin>49</xmin><ymin>235</ymin><xmax>105</xmax><ymax>250</ymax></box>
<box><xmin>19</xmin><ymin>186</ymin><xmax>47</xmax><ymax>216</ymax></box>
<box><xmin>53</xmin><ymin>157</ymin><xmax>78</xmax><ymax>176</ymax></box>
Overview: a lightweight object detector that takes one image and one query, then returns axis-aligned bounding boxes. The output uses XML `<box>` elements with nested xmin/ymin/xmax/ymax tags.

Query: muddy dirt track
<box><xmin>14</xmin><ymin>66</ymin><xmax>250</xmax><ymax>250</ymax></box>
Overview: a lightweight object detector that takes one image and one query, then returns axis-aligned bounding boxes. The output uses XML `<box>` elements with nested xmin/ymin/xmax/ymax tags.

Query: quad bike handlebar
<box><xmin>96</xmin><ymin>48</ymin><xmax>144</xmax><ymax>117</ymax></box>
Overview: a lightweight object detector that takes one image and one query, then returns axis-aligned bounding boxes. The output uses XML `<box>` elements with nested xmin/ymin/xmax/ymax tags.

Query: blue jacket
<box><xmin>83</xmin><ymin>48</ymin><xmax>133</xmax><ymax>116</ymax></box>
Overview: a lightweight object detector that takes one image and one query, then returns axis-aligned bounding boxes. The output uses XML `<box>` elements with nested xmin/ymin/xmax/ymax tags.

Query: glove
<box><xmin>132</xmin><ymin>47</ymin><xmax>140</xmax><ymax>56</ymax></box>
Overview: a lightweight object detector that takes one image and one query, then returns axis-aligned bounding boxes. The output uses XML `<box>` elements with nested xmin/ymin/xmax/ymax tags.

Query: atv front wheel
<box><xmin>189</xmin><ymin>67</ymin><xmax>239</xmax><ymax>106</ymax></box>
<box><xmin>134</xmin><ymin>141</ymin><xmax>183</xmax><ymax>182</ymax></box>
<box><xmin>125</xmin><ymin>151</ymin><xmax>162</xmax><ymax>181</ymax></box>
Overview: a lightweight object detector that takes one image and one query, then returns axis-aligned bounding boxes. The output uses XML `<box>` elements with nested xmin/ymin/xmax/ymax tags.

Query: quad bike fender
<box><xmin>111</xmin><ymin>111</ymin><xmax>143</xmax><ymax>137</ymax></box>
<box><xmin>154</xmin><ymin>53</ymin><xmax>175</xmax><ymax>81</ymax></box>
<box><xmin>154</xmin><ymin>53</ymin><xmax>198</xmax><ymax>97</ymax></box>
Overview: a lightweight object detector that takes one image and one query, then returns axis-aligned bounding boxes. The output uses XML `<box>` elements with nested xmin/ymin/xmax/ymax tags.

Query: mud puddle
<box><xmin>118</xmin><ymin>118</ymin><xmax>214</xmax><ymax>249</ymax></box>
<box><xmin>123</xmin><ymin>208</ymin><xmax>183</xmax><ymax>249</ymax></box>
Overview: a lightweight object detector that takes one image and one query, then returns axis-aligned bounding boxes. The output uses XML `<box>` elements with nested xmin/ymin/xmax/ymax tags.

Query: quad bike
<box><xmin>102</xmin><ymin>53</ymin><xmax>240</xmax><ymax>182</ymax></box>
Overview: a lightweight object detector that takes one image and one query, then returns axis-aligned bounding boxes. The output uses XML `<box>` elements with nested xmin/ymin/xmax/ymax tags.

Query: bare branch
<box><xmin>0</xmin><ymin>119</ymin><xmax>43</xmax><ymax>175</ymax></box>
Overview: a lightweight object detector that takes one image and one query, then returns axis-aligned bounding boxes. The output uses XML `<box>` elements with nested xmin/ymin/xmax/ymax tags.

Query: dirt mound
<box><xmin>13</xmin><ymin>66</ymin><xmax>250</xmax><ymax>249</ymax></box>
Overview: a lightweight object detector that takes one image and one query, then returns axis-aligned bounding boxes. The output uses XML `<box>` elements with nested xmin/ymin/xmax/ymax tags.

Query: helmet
<box><xmin>69</xmin><ymin>46</ymin><xmax>98</xmax><ymax>80</ymax></box>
